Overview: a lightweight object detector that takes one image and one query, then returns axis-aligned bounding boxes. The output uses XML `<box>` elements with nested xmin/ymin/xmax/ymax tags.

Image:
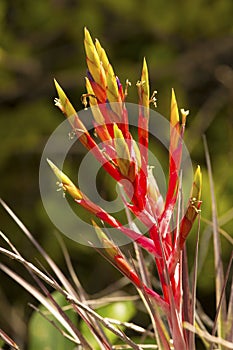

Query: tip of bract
<box><xmin>84</xmin><ymin>27</ymin><xmax>90</xmax><ymax>39</ymax></box>
<box><xmin>141</xmin><ymin>57</ymin><xmax>149</xmax><ymax>104</ymax></box>
<box><xmin>194</xmin><ymin>165</ymin><xmax>202</xmax><ymax>201</ymax></box>
<box><xmin>54</xmin><ymin>79</ymin><xmax>63</xmax><ymax>100</ymax></box>
<box><xmin>47</xmin><ymin>158</ymin><xmax>62</xmax><ymax>182</ymax></box>
<box><xmin>171</xmin><ymin>88</ymin><xmax>179</xmax><ymax>126</ymax></box>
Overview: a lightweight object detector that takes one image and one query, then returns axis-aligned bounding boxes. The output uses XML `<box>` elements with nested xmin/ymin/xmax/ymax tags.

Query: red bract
<box><xmin>48</xmin><ymin>28</ymin><xmax>202</xmax><ymax>349</ymax></box>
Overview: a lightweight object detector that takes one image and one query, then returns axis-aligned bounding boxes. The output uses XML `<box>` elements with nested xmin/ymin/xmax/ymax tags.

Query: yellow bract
<box><xmin>85</xmin><ymin>78</ymin><xmax>106</xmax><ymax>125</ymax></box>
<box><xmin>192</xmin><ymin>165</ymin><xmax>202</xmax><ymax>202</ymax></box>
<box><xmin>141</xmin><ymin>58</ymin><xmax>150</xmax><ymax>109</ymax></box>
<box><xmin>113</xmin><ymin>124</ymin><xmax>131</xmax><ymax>177</ymax></box>
<box><xmin>84</xmin><ymin>28</ymin><xmax>106</xmax><ymax>88</ymax></box>
<box><xmin>54</xmin><ymin>79</ymin><xmax>77</xmax><ymax>120</ymax></box>
<box><xmin>47</xmin><ymin>159</ymin><xmax>82</xmax><ymax>200</ymax></box>
<box><xmin>170</xmin><ymin>88</ymin><xmax>179</xmax><ymax>127</ymax></box>
<box><xmin>92</xmin><ymin>221</ymin><xmax>119</xmax><ymax>259</ymax></box>
<box><xmin>95</xmin><ymin>39</ymin><xmax>109</xmax><ymax>74</ymax></box>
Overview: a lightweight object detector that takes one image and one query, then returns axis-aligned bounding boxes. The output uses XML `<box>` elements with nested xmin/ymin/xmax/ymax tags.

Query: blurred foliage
<box><xmin>80</xmin><ymin>301</ymin><xmax>136</xmax><ymax>348</ymax></box>
<box><xmin>0</xmin><ymin>0</ymin><xmax>232</xmax><ymax>347</ymax></box>
<box><xmin>28</xmin><ymin>291</ymin><xmax>77</xmax><ymax>350</ymax></box>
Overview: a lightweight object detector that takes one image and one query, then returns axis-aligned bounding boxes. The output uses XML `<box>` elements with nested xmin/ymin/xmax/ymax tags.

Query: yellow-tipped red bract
<box><xmin>138</xmin><ymin>58</ymin><xmax>150</xmax><ymax>111</ymax></box>
<box><xmin>84</xmin><ymin>77</ymin><xmax>105</xmax><ymax>124</ymax></box>
<box><xmin>179</xmin><ymin>165</ymin><xmax>202</xmax><ymax>249</ymax></box>
<box><xmin>161</xmin><ymin>89</ymin><xmax>184</xmax><ymax>232</ymax></box>
<box><xmin>170</xmin><ymin>88</ymin><xmax>179</xmax><ymax>128</ymax></box>
<box><xmin>54</xmin><ymin>79</ymin><xmax>77</xmax><ymax>120</ymax></box>
<box><xmin>191</xmin><ymin>164</ymin><xmax>202</xmax><ymax>202</ymax></box>
<box><xmin>169</xmin><ymin>88</ymin><xmax>181</xmax><ymax>168</ymax></box>
<box><xmin>47</xmin><ymin>159</ymin><xmax>82</xmax><ymax>200</ymax></box>
<box><xmin>54</xmin><ymin>79</ymin><xmax>92</xmax><ymax>149</ymax></box>
<box><xmin>137</xmin><ymin>58</ymin><xmax>150</xmax><ymax>204</ymax></box>
<box><xmin>92</xmin><ymin>221</ymin><xmax>119</xmax><ymax>259</ymax></box>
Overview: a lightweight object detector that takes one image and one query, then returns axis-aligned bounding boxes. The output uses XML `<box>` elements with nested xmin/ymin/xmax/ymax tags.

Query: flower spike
<box><xmin>50</xmin><ymin>30</ymin><xmax>203</xmax><ymax>345</ymax></box>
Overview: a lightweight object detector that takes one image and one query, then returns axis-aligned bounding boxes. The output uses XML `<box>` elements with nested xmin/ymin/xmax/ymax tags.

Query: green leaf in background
<box><xmin>80</xmin><ymin>301</ymin><xmax>136</xmax><ymax>348</ymax></box>
<box><xmin>28</xmin><ymin>291</ymin><xmax>77</xmax><ymax>350</ymax></box>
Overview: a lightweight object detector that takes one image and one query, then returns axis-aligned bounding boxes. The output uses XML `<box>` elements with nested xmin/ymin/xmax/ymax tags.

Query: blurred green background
<box><xmin>0</xmin><ymin>0</ymin><xmax>233</xmax><ymax>347</ymax></box>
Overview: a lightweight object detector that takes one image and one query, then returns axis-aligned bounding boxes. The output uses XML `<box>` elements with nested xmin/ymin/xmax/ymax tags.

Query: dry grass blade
<box><xmin>0</xmin><ymin>247</ymin><xmax>63</xmax><ymax>290</ymax></box>
<box><xmin>137</xmin><ymin>289</ymin><xmax>170</xmax><ymax>350</ymax></box>
<box><xmin>86</xmin><ymin>295</ymin><xmax>139</xmax><ymax>308</ymax></box>
<box><xmin>0</xmin><ymin>263</ymin><xmax>83</xmax><ymax>346</ymax></box>
<box><xmin>28</xmin><ymin>303</ymin><xmax>80</xmax><ymax>344</ymax></box>
<box><xmin>0</xmin><ymin>239</ymin><xmax>98</xmax><ymax>349</ymax></box>
<box><xmin>203</xmin><ymin>135</ymin><xmax>227</xmax><ymax>346</ymax></box>
<box><xmin>104</xmin><ymin>318</ymin><xmax>154</xmax><ymax>337</ymax></box>
<box><xmin>184</xmin><ymin>322</ymin><xmax>233</xmax><ymax>349</ymax></box>
<box><xmin>0</xmin><ymin>328</ymin><xmax>20</xmax><ymax>350</ymax></box>
<box><xmin>0</xmin><ymin>230</ymin><xmax>20</xmax><ymax>256</ymax></box>
<box><xmin>198</xmin><ymin>210</ymin><xmax>233</xmax><ymax>281</ymax></box>
<box><xmin>194</xmin><ymin>312</ymin><xmax>212</xmax><ymax>349</ymax></box>
<box><xmin>54</xmin><ymin>234</ymin><xmax>112</xmax><ymax>349</ymax></box>
<box><xmin>54</xmin><ymin>232</ymin><xmax>87</xmax><ymax>300</ymax></box>
<box><xmin>0</xmin><ymin>199</ymin><xmax>78</xmax><ymax>299</ymax></box>
<box><xmin>201</xmin><ymin>217</ymin><xmax>233</xmax><ymax>245</ymax></box>
<box><xmin>211</xmin><ymin>251</ymin><xmax>233</xmax><ymax>346</ymax></box>
<box><xmin>0</xmin><ymin>229</ymin><xmax>111</xmax><ymax>349</ymax></box>
<box><xmin>1</xmin><ymin>200</ymin><xmax>108</xmax><ymax>346</ymax></box>
<box><xmin>67</xmin><ymin>295</ymin><xmax>144</xmax><ymax>350</ymax></box>
<box><xmin>226</xmin><ymin>252</ymin><xmax>233</xmax><ymax>342</ymax></box>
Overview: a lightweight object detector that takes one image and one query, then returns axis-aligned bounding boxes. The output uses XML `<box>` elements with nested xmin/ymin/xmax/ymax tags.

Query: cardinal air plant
<box><xmin>46</xmin><ymin>28</ymin><xmax>202</xmax><ymax>349</ymax></box>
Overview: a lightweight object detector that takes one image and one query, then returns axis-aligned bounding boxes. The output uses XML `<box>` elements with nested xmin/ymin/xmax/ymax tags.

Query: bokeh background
<box><xmin>0</xmin><ymin>0</ymin><xmax>233</xmax><ymax>347</ymax></box>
